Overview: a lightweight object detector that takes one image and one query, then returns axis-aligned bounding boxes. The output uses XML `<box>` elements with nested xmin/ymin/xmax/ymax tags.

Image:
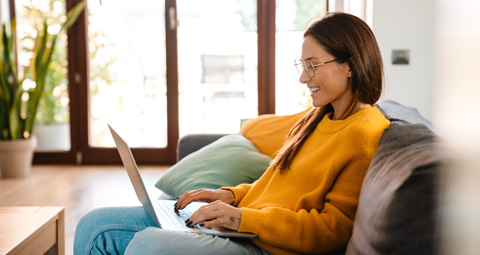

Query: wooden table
<box><xmin>0</xmin><ymin>206</ymin><xmax>65</xmax><ymax>255</ymax></box>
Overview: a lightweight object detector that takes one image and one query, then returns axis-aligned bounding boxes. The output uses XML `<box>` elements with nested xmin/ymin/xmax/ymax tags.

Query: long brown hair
<box><xmin>271</xmin><ymin>12</ymin><xmax>384</xmax><ymax>173</ymax></box>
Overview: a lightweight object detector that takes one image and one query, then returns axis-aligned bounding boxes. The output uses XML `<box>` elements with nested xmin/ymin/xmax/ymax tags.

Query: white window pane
<box><xmin>87</xmin><ymin>0</ymin><xmax>167</xmax><ymax>148</ymax></box>
<box><xmin>177</xmin><ymin>0</ymin><xmax>258</xmax><ymax>136</ymax></box>
<box><xmin>15</xmin><ymin>0</ymin><xmax>71</xmax><ymax>151</ymax></box>
<box><xmin>276</xmin><ymin>0</ymin><xmax>326</xmax><ymax>115</ymax></box>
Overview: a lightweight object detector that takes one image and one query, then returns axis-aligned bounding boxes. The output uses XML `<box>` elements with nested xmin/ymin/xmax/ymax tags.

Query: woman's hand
<box><xmin>175</xmin><ymin>188</ymin><xmax>235</xmax><ymax>212</ymax></box>
<box><xmin>186</xmin><ymin>200</ymin><xmax>243</xmax><ymax>231</ymax></box>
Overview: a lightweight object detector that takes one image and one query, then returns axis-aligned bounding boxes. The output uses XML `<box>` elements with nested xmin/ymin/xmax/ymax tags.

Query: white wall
<box><xmin>372</xmin><ymin>0</ymin><xmax>435</xmax><ymax>119</ymax></box>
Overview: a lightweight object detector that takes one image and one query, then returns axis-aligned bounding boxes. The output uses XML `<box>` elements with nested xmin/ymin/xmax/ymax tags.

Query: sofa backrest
<box><xmin>346</xmin><ymin>100</ymin><xmax>443</xmax><ymax>255</ymax></box>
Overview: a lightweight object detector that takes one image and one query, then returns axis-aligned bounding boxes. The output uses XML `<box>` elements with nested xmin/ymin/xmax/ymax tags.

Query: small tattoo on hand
<box><xmin>229</xmin><ymin>216</ymin><xmax>239</xmax><ymax>222</ymax></box>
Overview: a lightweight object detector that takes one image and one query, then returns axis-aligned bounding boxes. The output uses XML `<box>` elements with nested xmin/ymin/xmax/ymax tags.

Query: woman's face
<box><xmin>299</xmin><ymin>36</ymin><xmax>353</xmax><ymax>118</ymax></box>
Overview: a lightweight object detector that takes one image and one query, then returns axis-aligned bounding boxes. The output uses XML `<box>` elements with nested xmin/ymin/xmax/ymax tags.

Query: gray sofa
<box><xmin>176</xmin><ymin>100</ymin><xmax>443</xmax><ymax>254</ymax></box>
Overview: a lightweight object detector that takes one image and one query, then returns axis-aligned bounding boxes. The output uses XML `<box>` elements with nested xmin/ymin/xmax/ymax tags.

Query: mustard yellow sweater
<box><xmin>223</xmin><ymin>107</ymin><xmax>390</xmax><ymax>255</ymax></box>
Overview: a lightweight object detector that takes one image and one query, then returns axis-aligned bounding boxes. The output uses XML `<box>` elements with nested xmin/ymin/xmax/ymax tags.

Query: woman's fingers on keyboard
<box><xmin>176</xmin><ymin>189</ymin><xmax>217</xmax><ymax>210</ymax></box>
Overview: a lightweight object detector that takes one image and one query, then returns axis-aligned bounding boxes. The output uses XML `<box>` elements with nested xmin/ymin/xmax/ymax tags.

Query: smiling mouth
<box><xmin>309</xmin><ymin>87</ymin><xmax>320</xmax><ymax>93</ymax></box>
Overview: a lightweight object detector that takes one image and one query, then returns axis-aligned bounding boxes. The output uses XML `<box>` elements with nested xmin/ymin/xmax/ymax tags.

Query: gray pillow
<box><xmin>376</xmin><ymin>100</ymin><xmax>440</xmax><ymax>135</ymax></box>
<box><xmin>346</xmin><ymin>122</ymin><xmax>442</xmax><ymax>255</ymax></box>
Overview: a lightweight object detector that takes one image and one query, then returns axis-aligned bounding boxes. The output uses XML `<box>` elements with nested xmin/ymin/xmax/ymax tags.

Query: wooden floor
<box><xmin>0</xmin><ymin>164</ymin><xmax>170</xmax><ymax>255</ymax></box>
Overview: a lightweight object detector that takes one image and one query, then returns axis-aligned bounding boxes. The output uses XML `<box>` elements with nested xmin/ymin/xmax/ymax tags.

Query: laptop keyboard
<box><xmin>154</xmin><ymin>200</ymin><xmax>197</xmax><ymax>228</ymax></box>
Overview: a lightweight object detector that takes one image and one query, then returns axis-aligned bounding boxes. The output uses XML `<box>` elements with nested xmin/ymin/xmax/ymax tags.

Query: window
<box><xmin>87</xmin><ymin>0</ymin><xmax>168</xmax><ymax>148</ymax></box>
<box><xmin>275</xmin><ymin>0</ymin><xmax>326</xmax><ymax>115</ymax></box>
<box><xmin>15</xmin><ymin>0</ymin><xmax>72</xmax><ymax>152</ymax></box>
<box><xmin>177</xmin><ymin>0</ymin><xmax>258</xmax><ymax>135</ymax></box>
<box><xmin>4</xmin><ymin>0</ymin><xmax>328</xmax><ymax>164</ymax></box>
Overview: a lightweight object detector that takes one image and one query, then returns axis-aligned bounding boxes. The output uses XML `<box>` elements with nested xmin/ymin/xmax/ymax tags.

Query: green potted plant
<box><xmin>0</xmin><ymin>1</ymin><xmax>85</xmax><ymax>178</ymax></box>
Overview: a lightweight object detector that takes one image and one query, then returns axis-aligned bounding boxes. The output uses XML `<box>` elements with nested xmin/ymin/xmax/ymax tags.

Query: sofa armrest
<box><xmin>176</xmin><ymin>134</ymin><xmax>230</xmax><ymax>161</ymax></box>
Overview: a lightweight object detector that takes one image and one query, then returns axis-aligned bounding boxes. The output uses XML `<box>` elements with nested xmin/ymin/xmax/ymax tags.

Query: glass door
<box><xmin>177</xmin><ymin>0</ymin><xmax>258</xmax><ymax>136</ymax></box>
<box><xmin>15</xmin><ymin>0</ymin><xmax>72</xmax><ymax>151</ymax></box>
<box><xmin>20</xmin><ymin>0</ymin><xmax>327</xmax><ymax>164</ymax></box>
<box><xmin>78</xmin><ymin>0</ymin><xmax>177</xmax><ymax>163</ymax></box>
<box><xmin>275</xmin><ymin>0</ymin><xmax>326</xmax><ymax>115</ymax></box>
<box><xmin>87</xmin><ymin>0</ymin><xmax>168</xmax><ymax>148</ymax></box>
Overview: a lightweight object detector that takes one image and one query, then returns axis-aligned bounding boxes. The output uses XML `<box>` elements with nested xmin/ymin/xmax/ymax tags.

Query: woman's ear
<box><xmin>347</xmin><ymin>57</ymin><xmax>354</xmax><ymax>78</ymax></box>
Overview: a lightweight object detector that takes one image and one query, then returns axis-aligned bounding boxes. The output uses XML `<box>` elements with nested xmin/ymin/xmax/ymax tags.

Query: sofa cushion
<box><xmin>346</xmin><ymin>122</ymin><xmax>442</xmax><ymax>255</ymax></box>
<box><xmin>155</xmin><ymin>134</ymin><xmax>272</xmax><ymax>198</ymax></box>
<box><xmin>376</xmin><ymin>100</ymin><xmax>438</xmax><ymax>133</ymax></box>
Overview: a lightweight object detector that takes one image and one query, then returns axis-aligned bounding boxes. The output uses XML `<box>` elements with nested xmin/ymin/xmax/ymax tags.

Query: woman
<box><xmin>74</xmin><ymin>12</ymin><xmax>390</xmax><ymax>255</ymax></box>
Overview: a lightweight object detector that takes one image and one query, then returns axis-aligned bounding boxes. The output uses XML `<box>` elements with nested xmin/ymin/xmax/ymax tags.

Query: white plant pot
<box><xmin>0</xmin><ymin>137</ymin><xmax>37</xmax><ymax>178</ymax></box>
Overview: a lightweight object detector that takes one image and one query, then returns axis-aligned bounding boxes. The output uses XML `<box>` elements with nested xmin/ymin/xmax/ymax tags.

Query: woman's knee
<box><xmin>74</xmin><ymin>207</ymin><xmax>153</xmax><ymax>255</ymax></box>
<box><xmin>75</xmin><ymin>207</ymin><xmax>120</xmax><ymax>236</ymax></box>
<box><xmin>77</xmin><ymin>206</ymin><xmax>152</xmax><ymax>230</ymax></box>
<box><xmin>75</xmin><ymin>208</ymin><xmax>106</xmax><ymax>239</ymax></box>
<box><xmin>74</xmin><ymin>208</ymin><xmax>117</xmax><ymax>254</ymax></box>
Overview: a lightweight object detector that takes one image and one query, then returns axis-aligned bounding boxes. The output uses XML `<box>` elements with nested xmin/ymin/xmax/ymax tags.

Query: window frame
<box><xmin>1</xmin><ymin>0</ymin><xmax>328</xmax><ymax>164</ymax></box>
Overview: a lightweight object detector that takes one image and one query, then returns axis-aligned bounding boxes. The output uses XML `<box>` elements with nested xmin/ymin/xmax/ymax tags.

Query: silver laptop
<box><xmin>108</xmin><ymin>125</ymin><xmax>256</xmax><ymax>238</ymax></box>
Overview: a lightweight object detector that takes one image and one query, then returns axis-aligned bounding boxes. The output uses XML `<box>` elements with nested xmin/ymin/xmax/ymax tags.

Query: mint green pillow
<box><xmin>155</xmin><ymin>134</ymin><xmax>272</xmax><ymax>198</ymax></box>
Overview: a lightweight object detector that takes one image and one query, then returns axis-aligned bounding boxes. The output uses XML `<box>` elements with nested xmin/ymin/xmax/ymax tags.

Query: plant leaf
<box><xmin>9</xmin><ymin>89</ymin><xmax>23</xmax><ymax>140</ymax></box>
<box><xmin>0</xmin><ymin>21</ymin><xmax>18</xmax><ymax>140</ymax></box>
<box><xmin>24</xmin><ymin>1</ymin><xmax>85</xmax><ymax>135</ymax></box>
<box><xmin>1</xmin><ymin>1</ymin><xmax>85</xmax><ymax>140</ymax></box>
<box><xmin>0</xmin><ymin>23</ymin><xmax>13</xmax><ymax>107</ymax></box>
<box><xmin>61</xmin><ymin>1</ymin><xmax>86</xmax><ymax>31</ymax></box>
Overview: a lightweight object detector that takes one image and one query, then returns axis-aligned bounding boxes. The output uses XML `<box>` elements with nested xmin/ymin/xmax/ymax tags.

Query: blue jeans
<box><xmin>74</xmin><ymin>207</ymin><xmax>269</xmax><ymax>255</ymax></box>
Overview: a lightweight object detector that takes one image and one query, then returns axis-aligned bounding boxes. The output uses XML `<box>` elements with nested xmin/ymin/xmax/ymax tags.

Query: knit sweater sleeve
<box><xmin>238</xmin><ymin>154</ymin><xmax>371</xmax><ymax>254</ymax></box>
<box><xmin>219</xmin><ymin>179</ymin><xmax>262</xmax><ymax>206</ymax></box>
<box><xmin>219</xmin><ymin>183</ymin><xmax>254</xmax><ymax>207</ymax></box>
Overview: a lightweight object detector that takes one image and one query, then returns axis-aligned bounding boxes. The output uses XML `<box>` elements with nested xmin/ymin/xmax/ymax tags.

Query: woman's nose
<box><xmin>299</xmin><ymin>70</ymin><xmax>311</xmax><ymax>84</ymax></box>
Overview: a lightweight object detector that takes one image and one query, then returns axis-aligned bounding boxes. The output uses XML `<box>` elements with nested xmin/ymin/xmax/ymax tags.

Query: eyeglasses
<box><xmin>294</xmin><ymin>58</ymin><xmax>339</xmax><ymax>78</ymax></box>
